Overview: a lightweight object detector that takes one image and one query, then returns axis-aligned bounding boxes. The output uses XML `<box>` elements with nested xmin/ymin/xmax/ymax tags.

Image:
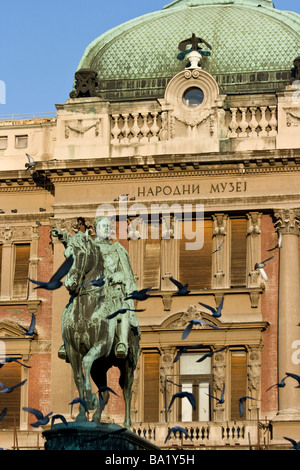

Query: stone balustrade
<box><xmin>110</xmin><ymin>104</ymin><xmax>278</xmax><ymax>147</ymax></box>
<box><xmin>110</xmin><ymin>111</ymin><xmax>163</xmax><ymax>145</ymax></box>
<box><xmin>131</xmin><ymin>421</ymin><xmax>267</xmax><ymax>449</ymax></box>
<box><xmin>226</xmin><ymin>105</ymin><xmax>278</xmax><ymax>138</ymax></box>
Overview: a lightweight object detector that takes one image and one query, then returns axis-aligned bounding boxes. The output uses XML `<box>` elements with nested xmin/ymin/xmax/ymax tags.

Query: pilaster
<box><xmin>273</xmin><ymin>208</ymin><xmax>300</xmax><ymax>421</ymax></box>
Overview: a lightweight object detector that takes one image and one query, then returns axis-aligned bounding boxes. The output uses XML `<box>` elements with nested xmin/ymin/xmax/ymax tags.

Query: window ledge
<box><xmin>153</xmin><ymin>286</ymin><xmax>265</xmax><ymax>310</ymax></box>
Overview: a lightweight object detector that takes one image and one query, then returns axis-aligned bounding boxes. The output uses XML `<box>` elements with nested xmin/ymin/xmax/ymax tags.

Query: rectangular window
<box><xmin>15</xmin><ymin>135</ymin><xmax>28</xmax><ymax>149</ymax></box>
<box><xmin>13</xmin><ymin>244</ymin><xmax>30</xmax><ymax>298</ymax></box>
<box><xmin>0</xmin><ymin>360</ymin><xmax>22</xmax><ymax>429</ymax></box>
<box><xmin>179</xmin><ymin>218</ymin><xmax>212</xmax><ymax>289</ymax></box>
<box><xmin>230</xmin><ymin>217</ymin><xmax>247</xmax><ymax>287</ymax></box>
<box><xmin>179</xmin><ymin>353</ymin><xmax>212</xmax><ymax>422</ymax></box>
<box><xmin>143</xmin><ymin>351</ymin><xmax>160</xmax><ymax>422</ymax></box>
<box><xmin>0</xmin><ymin>136</ymin><xmax>8</xmax><ymax>150</ymax></box>
<box><xmin>230</xmin><ymin>351</ymin><xmax>247</xmax><ymax>420</ymax></box>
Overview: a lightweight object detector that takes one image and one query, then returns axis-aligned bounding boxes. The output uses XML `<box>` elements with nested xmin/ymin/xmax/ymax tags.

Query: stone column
<box><xmin>274</xmin><ymin>208</ymin><xmax>300</xmax><ymax>415</ymax></box>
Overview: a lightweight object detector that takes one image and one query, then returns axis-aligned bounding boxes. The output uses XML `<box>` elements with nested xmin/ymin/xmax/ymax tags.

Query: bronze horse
<box><xmin>61</xmin><ymin>231</ymin><xmax>140</xmax><ymax>428</ymax></box>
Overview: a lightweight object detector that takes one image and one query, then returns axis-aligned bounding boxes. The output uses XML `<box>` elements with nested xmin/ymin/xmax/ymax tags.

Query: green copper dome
<box><xmin>75</xmin><ymin>0</ymin><xmax>300</xmax><ymax>100</ymax></box>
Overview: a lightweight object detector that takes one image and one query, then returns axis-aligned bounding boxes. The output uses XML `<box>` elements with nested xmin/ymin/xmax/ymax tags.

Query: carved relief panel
<box><xmin>158</xmin><ymin>68</ymin><xmax>225</xmax><ymax>151</ymax></box>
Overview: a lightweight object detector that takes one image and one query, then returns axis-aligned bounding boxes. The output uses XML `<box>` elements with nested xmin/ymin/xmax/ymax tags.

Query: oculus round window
<box><xmin>182</xmin><ymin>87</ymin><xmax>204</xmax><ymax>108</ymax></box>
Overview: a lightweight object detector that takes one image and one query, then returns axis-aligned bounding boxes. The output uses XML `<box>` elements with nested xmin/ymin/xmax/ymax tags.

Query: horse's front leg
<box><xmin>119</xmin><ymin>360</ymin><xmax>134</xmax><ymax>430</ymax></box>
<box><xmin>65</xmin><ymin>344</ymin><xmax>87</xmax><ymax>422</ymax></box>
<box><xmin>82</xmin><ymin>345</ymin><xmax>104</xmax><ymax>417</ymax></box>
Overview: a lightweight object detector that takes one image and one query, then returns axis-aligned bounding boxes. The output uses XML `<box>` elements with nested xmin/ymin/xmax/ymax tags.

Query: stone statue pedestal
<box><xmin>42</xmin><ymin>422</ymin><xmax>160</xmax><ymax>451</ymax></box>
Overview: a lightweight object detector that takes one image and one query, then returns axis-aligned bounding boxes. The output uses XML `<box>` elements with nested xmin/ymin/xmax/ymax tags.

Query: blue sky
<box><xmin>0</xmin><ymin>0</ymin><xmax>299</xmax><ymax>117</ymax></box>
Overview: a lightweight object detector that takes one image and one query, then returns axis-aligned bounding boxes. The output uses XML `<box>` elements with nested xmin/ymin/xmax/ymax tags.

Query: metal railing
<box><xmin>0</xmin><ymin>112</ymin><xmax>57</xmax><ymax>121</ymax></box>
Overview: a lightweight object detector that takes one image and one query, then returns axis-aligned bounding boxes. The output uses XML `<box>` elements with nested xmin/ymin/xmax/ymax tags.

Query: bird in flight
<box><xmin>98</xmin><ymin>386</ymin><xmax>119</xmax><ymax>410</ymax></box>
<box><xmin>173</xmin><ymin>344</ymin><xmax>205</xmax><ymax>363</ymax></box>
<box><xmin>23</xmin><ymin>407</ymin><xmax>53</xmax><ymax>427</ymax></box>
<box><xmin>199</xmin><ymin>296</ymin><xmax>224</xmax><ymax>318</ymax></box>
<box><xmin>267</xmin><ymin>231</ymin><xmax>282</xmax><ymax>252</ymax></box>
<box><xmin>238</xmin><ymin>396</ymin><xmax>257</xmax><ymax>417</ymax></box>
<box><xmin>0</xmin><ymin>408</ymin><xmax>7</xmax><ymax>422</ymax></box>
<box><xmin>266</xmin><ymin>376</ymin><xmax>288</xmax><ymax>391</ymax></box>
<box><xmin>25</xmin><ymin>153</ymin><xmax>36</xmax><ymax>171</ymax></box>
<box><xmin>285</xmin><ymin>372</ymin><xmax>300</xmax><ymax>388</ymax></box>
<box><xmin>28</xmin><ymin>255</ymin><xmax>74</xmax><ymax>290</ymax></box>
<box><xmin>114</xmin><ymin>194</ymin><xmax>130</xmax><ymax>202</ymax></box>
<box><xmin>107</xmin><ymin>307</ymin><xmax>145</xmax><ymax>320</ymax></box>
<box><xmin>164</xmin><ymin>426</ymin><xmax>192</xmax><ymax>444</ymax></box>
<box><xmin>169</xmin><ymin>277</ymin><xmax>190</xmax><ymax>296</ymax></box>
<box><xmin>69</xmin><ymin>397</ymin><xmax>89</xmax><ymax>415</ymax></box>
<box><xmin>124</xmin><ymin>287</ymin><xmax>154</xmax><ymax>301</ymax></box>
<box><xmin>0</xmin><ymin>356</ymin><xmax>31</xmax><ymax>368</ymax></box>
<box><xmin>168</xmin><ymin>391</ymin><xmax>196</xmax><ymax>411</ymax></box>
<box><xmin>79</xmin><ymin>275</ymin><xmax>105</xmax><ymax>289</ymax></box>
<box><xmin>182</xmin><ymin>319</ymin><xmax>219</xmax><ymax>340</ymax></box>
<box><xmin>254</xmin><ymin>256</ymin><xmax>274</xmax><ymax>282</ymax></box>
<box><xmin>18</xmin><ymin>313</ymin><xmax>36</xmax><ymax>337</ymax></box>
<box><xmin>0</xmin><ymin>379</ymin><xmax>27</xmax><ymax>393</ymax></box>
<box><xmin>212</xmin><ymin>239</ymin><xmax>224</xmax><ymax>254</ymax></box>
<box><xmin>196</xmin><ymin>347</ymin><xmax>227</xmax><ymax>363</ymax></box>
<box><xmin>51</xmin><ymin>414</ymin><xmax>68</xmax><ymax>429</ymax></box>
<box><xmin>283</xmin><ymin>436</ymin><xmax>300</xmax><ymax>450</ymax></box>
<box><xmin>207</xmin><ymin>384</ymin><xmax>225</xmax><ymax>404</ymax></box>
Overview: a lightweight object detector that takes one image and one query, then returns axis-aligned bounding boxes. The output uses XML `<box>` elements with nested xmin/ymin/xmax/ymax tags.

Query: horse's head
<box><xmin>64</xmin><ymin>231</ymin><xmax>92</xmax><ymax>293</ymax></box>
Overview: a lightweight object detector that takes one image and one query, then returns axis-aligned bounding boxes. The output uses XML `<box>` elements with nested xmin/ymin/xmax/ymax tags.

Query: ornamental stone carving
<box><xmin>69</xmin><ymin>68</ymin><xmax>101</xmax><ymax>99</ymax></box>
<box><xmin>168</xmin><ymin>305</ymin><xmax>218</xmax><ymax>330</ymax></box>
<box><xmin>274</xmin><ymin>208</ymin><xmax>300</xmax><ymax>235</ymax></box>
<box><xmin>161</xmin><ymin>68</ymin><xmax>221</xmax><ymax>129</ymax></box>
<box><xmin>0</xmin><ymin>225</ymin><xmax>34</xmax><ymax>242</ymax></box>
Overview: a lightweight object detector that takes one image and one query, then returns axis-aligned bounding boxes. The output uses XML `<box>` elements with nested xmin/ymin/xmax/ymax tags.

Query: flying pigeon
<box><xmin>25</xmin><ymin>153</ymin><xmax>36</xmax><ymax>171</ymax></box>
<box><xmin>254</xmin><ymin>256</ymin><xmax>274</xmax><ymax>282</ymax></box>
<box><xmin>98</xmin><ymin>386</ymin><xmax>119</xmax><ymax>410</ymax></box>
<box><xmin>206</xmin><ymin>384</ymin><xmax>225</xmax><ymax>404</ymax></box>
<box><xmin>239</xmin><ymin>396</ymin><xmax>257</xmax><ymax>417</ymax></box>
<box><xmin>51</xmin><ymin>414</ymin><xmax>68</xmax><ymax>429</ymax></box>
<box><xmin>164</xmin><ymin>426</ymin><xmax>192</xmax><ymax>444</ymax></box>
<box><xmin>79</xmin><ymin>275</ymin><xmax>105</xmax><ymax>289</ymax></box>
<box><xmin>0</xmin><ymin>408</ymin><xmax>7</xmax><ymax>422</ymax></box>
<box><xmin>266</xmin><ymin>376</ymin><xmax>288</xmax><ymax>391</ymax></box>
<box><xmin>283</xmin><ymin>436</ymin><xmax>300</xmax><ymax>450</ymax></box>
<box><xmin>173</xmin><ymin>344</ymin><xmax>204</xmax><ymax>363</ymax></box>
<box><xmin>199</xmin><ymin>296</ymin><xmax>224</xmax><ymax>318</ymax></box>
<box><xmin>23</xmin><ymin>407</ymin><xmax>53</xmax><ymax>427</ymax></box>
<box><xmin>212</xmin><ymin>239</ymin><xmax>225</xmax><ymax>254</ymax></box>
<box><xmin>267</xmin><ymin>231</ymin><xmax>282</xmax><ymax>252</ymax></box>
<box><xmin>28</xmin><ymin>255</ymin><xmax>74</xmax><ymax>290</ymax></box>
<box><xmin>124</xmin><ymin>287</ymin><xmax>154</xmax><ymax>301</ymax></box>
<box><xmin>0</xmin><ymin>357</ymin><xmax>31</xmax><ymax>368</ymax></box>
<box><xmin>169</xmin><ymin>277</ymin><xmax>190</xmax><ymax>296</ymax></box>
<box><xmin>0</xmin><ymin>379</ymin><xmax>27</xmax><ymax>393</ymax></box>
<box><xmin>196</xmin><ymin>347</ymin><xmax>227</xmax><ymax>363</ymax></box>
<box><xmin>69</xmin><ymin>397</ymin><xmax>89</xmax><ymax>415</ymax></box>
<box><xmin>107</xmin><ymin>307</ymin><xmax>145</xmax><ymax>320</ymax></box>
<box><xmin>285</xmin><ymin>372</ymin><xmax>300</xmax><ymax>388</ymax></box>
<box><xmin>168</xmin><ymin>391</ymin><xmax>196</xmax><ymax>411</ymax></box>
<box><xmin>182</xmin><ymin>319</ymin><xmax>219</xmax><ymax>340</ymax></box>
<box><xmin>18</xmin><ymin>313</ymin><xmax>36</xmax><ymax>336</ymax></box>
